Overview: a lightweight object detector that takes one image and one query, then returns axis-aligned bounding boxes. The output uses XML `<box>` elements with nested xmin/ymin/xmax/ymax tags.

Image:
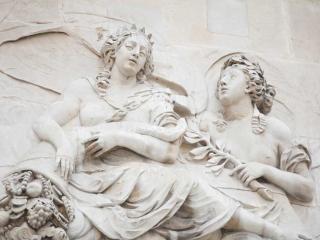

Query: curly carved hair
<box><xmin>219</xmin><ymin>55</ymin><xmax>276</xmax><ymax>114</ymax></box>
<box><xmin>100</xmin><ymin>25</ymin><xmax>154</xmax><ymax>82</ymax></box>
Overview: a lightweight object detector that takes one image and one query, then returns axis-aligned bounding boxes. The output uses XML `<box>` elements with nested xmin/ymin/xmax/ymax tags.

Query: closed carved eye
<box><xmin>139</xmin><ymin>51</ymin><xmax>146</xmax><ymax>57</ymax></box>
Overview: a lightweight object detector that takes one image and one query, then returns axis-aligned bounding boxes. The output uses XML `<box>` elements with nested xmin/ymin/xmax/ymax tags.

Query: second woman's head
<box><xmin>217</xmin><ymin>55</ymin><xmax>275</xmax><ymax>114</ymax></box>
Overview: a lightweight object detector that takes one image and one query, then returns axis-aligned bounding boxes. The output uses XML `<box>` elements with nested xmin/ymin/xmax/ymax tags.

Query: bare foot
<box><xmin>275</xmin><ymin>230</ymin><xmax>312</xmax><ymax>240</ymax></box>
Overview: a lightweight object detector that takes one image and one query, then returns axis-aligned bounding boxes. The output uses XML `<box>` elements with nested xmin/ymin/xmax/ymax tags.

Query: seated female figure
<box><xmin>14</xmin><ymin>28</ymin><xmax>308</xmax><ymax>240</ymax></box>
<box><xmin>198</xmin><ymin>55</ymin><xmax>314</xmax><ymax>238</ymax></box>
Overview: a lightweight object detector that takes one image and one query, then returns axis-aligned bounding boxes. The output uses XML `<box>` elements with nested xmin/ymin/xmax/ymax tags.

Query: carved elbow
<box><xmin>303</xmin><ymin>182</ymin><xmax>315</xmax><ymax>202</ymax></box>
<box><xmin>163</xmin><ymin>152</ymin><xmax>176</xmax><ymax>164</ymax></box>
<box><xmin>32</xmin><ymin>118</ymin><xmax>42</xmax><ymax>135</ymax></box>
<box><xmin>32</xmin><ymin>116</ymin><xmax>51</xmax><ymax>138</ymax></box>
<box><xmin>163</xmin><ymin>146</ymin><xmax>179</xmax><ymax>164</ymax></box>
<box><xmin>295</xmin><ymin>181</ymin><xmax>315</xmax><ymax>202</ymax></box>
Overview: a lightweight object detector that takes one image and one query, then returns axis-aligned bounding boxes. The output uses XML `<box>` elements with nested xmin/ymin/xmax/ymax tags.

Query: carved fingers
<box><xmin>55</xmin><ymin>141</ymin><xmax>75</xmax><ymax>180</ymax></box>
<box><xmin>86</xmin><ymin>140</ymin><xmax>105</xmax><ymax>158</ymax></box>
<box><xmin>230</xmin><ymin>162</ymin><xmax>266</xmax><ymax>187</ymax></box>
<box><xmin>96</xmin><ymin>80</ymin><xmax>108</xmax><ymax>94</ymax></box>
<box><xmin>84</xmin><ymin>132</ymin><xmax>116</xmax><ymax>158</ymax></box>
<box><xmin>229</xmin><ymin>164</ymin><xmax>245</xmax><ymax>176</ymax></box>
<box><xmin>85</xmin><ymin>134</ymin><xmax>102</xmax><ymax>157</ymax></box>
<box><xmin>55</xmin><ymin>155</ymin><xmax>74</xmax><ymax>181</ymax></box>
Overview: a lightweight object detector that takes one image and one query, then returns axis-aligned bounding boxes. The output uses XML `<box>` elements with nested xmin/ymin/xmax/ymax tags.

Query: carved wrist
<box><xmin>57</xmin><ymin>138</ymin><xmax>72</xmax><ymax>149</ymax></box>
<box><xmin>262</xmin><ymin>165</ymin><xmax>276</xmax><ymax>180</ymax></box>
<box><xmin>262</xmin><ymin>221</ymin><xmax>282</xmax><ymax>239</ymax></box>
<box><xmin>112</xmin><ymin>130</ymin><xmax>126</xmax><ymax>147</ymax></box>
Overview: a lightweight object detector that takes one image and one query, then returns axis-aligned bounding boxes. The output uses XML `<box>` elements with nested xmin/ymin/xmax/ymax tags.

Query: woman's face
<box><xmin>114</xmin><ymin>34</ymin><xmax>149</xmax><ymax>78</ymax></box>
<box><xmin>217</xmin><ymin>66</ymin><xmax>248</xmax><ymax>106</ymax></box>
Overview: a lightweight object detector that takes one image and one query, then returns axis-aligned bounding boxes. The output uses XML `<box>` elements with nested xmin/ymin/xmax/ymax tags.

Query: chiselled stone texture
<box><xmin>0</xmin><ymin>1</ymin><xmax>319</xmax><ymax>239</ymax></box>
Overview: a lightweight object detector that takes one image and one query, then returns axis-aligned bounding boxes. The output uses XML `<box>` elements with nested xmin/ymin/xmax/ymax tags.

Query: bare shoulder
<box><xmin>265</xmin><ymin>115</ymin><xmax>292</xmax><ymax>143</ymax></box>
<box><xmin>144</xmin><ymin>84</ymin><xmax>173</xmax><ymax>105</ymax></box>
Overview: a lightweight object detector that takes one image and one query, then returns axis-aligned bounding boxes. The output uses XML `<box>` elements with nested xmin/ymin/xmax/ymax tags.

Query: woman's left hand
<box><xmin>84</xmin><ymin>131</ymin><xmax>117</xmax><ymax>158</ymax></box>
<box><xmin>230</xmin><ymin>162</ymin><xmax>268</xmax><ymax>186</ymax></box>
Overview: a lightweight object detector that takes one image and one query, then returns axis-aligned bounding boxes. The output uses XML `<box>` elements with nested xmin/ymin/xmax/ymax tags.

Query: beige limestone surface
<box><xmin>0</xmin><ymin>0</ymin><xmax>319</xmax><ymax>239</ymax></box>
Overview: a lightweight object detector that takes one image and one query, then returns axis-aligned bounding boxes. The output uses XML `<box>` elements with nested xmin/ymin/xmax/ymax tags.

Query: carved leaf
<box><xmin>190</xmin><ymin>146</ymin><xmax>212</xmax><ymax>160</ymax></box>
<box><xmin>206</xmin><ymin>156</ymin><xmax>230</xmax><ymax>176</ymax></box>
<box><xmin>207</xmin><ymin>164</ymin><xmax>225</xmax><ymax>176</ymax></box>
<box><xmin>184</xmin><ymin>130</ymin><xmax>210</xmax><ymax>145</ymax></box>
<box><xmin>184</xmin><ymin>136</ymin><xmax>203</xmax><ymax>144</ymax></box>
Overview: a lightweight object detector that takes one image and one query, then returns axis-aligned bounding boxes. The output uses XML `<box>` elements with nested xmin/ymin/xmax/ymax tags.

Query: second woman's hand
<box><xmin>230</xmin><ymin>162</ymin><xmax>267</xmax><ymax>186</ymax></box>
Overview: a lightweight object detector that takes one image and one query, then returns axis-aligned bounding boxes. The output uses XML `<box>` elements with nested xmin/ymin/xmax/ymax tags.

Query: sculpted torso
<box><xmin>207</xmin><ymin>116</ymin><xmax>289</xmax><ymax>167</ymax></box>
<box><xmin>72</xmin><ymin>79</ymin><xmax>151</xmax><ymax>127</ymax></box>
<box><xmin>199</xmin><ymin>55</ymin><xmax>313</xmax><ymax>205</ymax></box>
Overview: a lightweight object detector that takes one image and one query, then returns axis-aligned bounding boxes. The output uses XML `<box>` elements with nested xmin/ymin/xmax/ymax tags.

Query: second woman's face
<box><xmin>217</xmin><ymin>66</ymin><xmax>248</xmax><ymax>106</ymax></box>
<box><xmin>114</xmin><ymin>34</ymin><xmax>149</xmax><ymax>78</ymax></box>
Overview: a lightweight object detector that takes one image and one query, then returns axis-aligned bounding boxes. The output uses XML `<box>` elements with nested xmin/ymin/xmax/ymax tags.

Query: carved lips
<box><xmin>219</xmin><ymin>87</ymin><xmax>228</xmax><ymax>94</ymax></box>
<box><xmin>128</xmin><ymin>57</ymin><xmax>138</xmax><ymax>65</ymax></box>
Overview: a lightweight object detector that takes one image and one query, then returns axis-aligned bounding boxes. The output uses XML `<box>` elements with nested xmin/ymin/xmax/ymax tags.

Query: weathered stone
<box><xmin>286</xmin><ymin>0</ymin><xmax>320</xmax><ymax>63</ymax></box>
<box><xmin>0</xmin><ymin>1</ymin><xmax>318</xmax><ymax>239</ymax></box>
<box><xmin>207</xmin><ymin>0</ymin><xmax>249</xmax><ymax>36</ymax></box>
<box><xmin>247</xmin><ymin>0</ymin><xmax>290</xmax><ymax>57</ymax></box>
<box><xmin>0</xmin><ymin>33</ymin><xmax>101</xmax><ymax>93</ymax></box>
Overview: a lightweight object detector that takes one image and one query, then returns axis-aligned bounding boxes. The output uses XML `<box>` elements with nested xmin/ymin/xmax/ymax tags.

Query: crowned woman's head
<box><xmin>217</xmin><ymin>55</ymin><xmax>275</xmax><ymax>114</ymax></box>
<box><xmin>100</xmin><ymin>25</ymin><xmax>154</xmax><ymax>82</ymax></box>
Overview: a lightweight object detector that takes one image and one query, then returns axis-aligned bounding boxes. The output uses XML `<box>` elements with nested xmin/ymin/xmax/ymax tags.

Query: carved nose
<box><xmin>220</xmin><ymin>80</ymin><xmax>227</xmax><ymax>86</ymax></box>
<box><xmin>131</xmin><ymin>47</ymin><xmax>140</xmax><ymax>58</ymax></box>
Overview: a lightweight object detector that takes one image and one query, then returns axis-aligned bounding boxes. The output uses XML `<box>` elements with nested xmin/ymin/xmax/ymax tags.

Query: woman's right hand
<box><xmin>56</xmin><ymin>141</ymin><xmax>75</xmax><ymax>180</ymax></box>
<box><xmin>84</xmin><ymin>131</ymin><xmax>118</xmax><ymax>158</ymax></box>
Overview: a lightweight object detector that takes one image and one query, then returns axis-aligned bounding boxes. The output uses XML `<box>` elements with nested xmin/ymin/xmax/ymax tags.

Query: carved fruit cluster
<box><xmin>27</xmin><ymin>199</ymin><xmax>53</xmax><ymax>229</ymax></box>
<box><xmin>0</xmin><ymin>170</ymin><xmax>74</xmax><ymax>239</ymax></box>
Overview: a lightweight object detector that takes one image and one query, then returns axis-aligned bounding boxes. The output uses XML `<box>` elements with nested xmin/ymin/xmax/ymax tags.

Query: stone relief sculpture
<box><xmin>185</xmin><ymin>55</ymin><xmax>315</xmax><ymax>239</ymax></box>
<box><xmin>202</xmin><ymin>55</ymin><xmax>313</xmax><ymax>201</ymax></box>
<box><xmin>0</xmin><ymin>26</ymin><xmax>314</xmax><ymax>240</ymax></box>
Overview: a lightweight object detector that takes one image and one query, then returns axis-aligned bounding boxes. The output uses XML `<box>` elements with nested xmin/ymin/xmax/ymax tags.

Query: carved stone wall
<box><xmin>0</xmin><ymin>0</ymin><xmax>319</xmax><ymax>238</ymax></box>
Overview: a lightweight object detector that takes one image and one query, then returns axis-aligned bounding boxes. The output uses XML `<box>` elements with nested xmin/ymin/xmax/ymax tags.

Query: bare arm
<box><xmin>86</xmin><ymin>122</ymin><xmax>184</xmax><ymax>163</ymax></box>
<box><xmin>33</xmin><ymin>80</ymin><xmax>81</xmax><ymax>179</ymax></box>
<box><xmin>115</xmin><ymin>131</ymin><xmax>180</xmax><ymax>163</ymax></box>
<box><xmin>233</xmin><ymin>118</ymin><xmax>314</xmax><ymax>202</ymax></box>
<box><xmin>85</xmin><ymin>89</ymin><xmax>183</xmax><ymax>163</ymax></box>
<box><xmin>33</xmin><ymin>94</ymin><xmax>80</xmax><ymax>148</ymax></box>
<box><xmin>89</xmin><ymin>118</ymin><xmax>186</xmax><ymax>143</ymax></box>
<box><xmin>233</xmin><ymin>154</ymin><xmax>314</xmax><ymax>202</ymax></box>
<box><xmin>263</xmin><ymin>162</ymin><xmax>314</xmax><ymax>202</ymax></box>
<box><xmin>265</xmin><ymin>119</ymin><xmax>314</xmax><ymax>202</ymax></box>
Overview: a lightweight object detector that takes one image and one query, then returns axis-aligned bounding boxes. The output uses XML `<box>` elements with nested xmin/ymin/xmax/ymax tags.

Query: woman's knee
<box><xmin>67</xmin><ymin>208</ymin><xmax>101</xmax><ymax>240</ymax></box>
